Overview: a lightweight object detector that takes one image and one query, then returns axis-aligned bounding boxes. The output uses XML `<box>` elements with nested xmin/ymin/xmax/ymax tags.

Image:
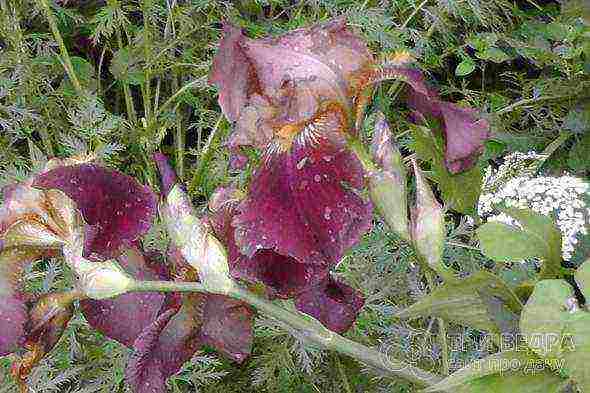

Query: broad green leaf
<box><xmin>397</xmin><ymin>271</ymin><xmax>522</xmax><ymax>333</ymax></box>
<box><xmin>477</xmin><ymin>208</ymin><xmax>562</xmax><ymax>279</ymax></box>
<box><xmin>423</xmin><ymin>350</ymin><xmax>564</xmax><ymax>392</ymax></box>
<box><xmin>455</xmin><ymin>58</ymin><xmax>476</xmax><ymax>76</ymax></box>
<box><xmin>110</xmin><ymin>47</ymin><xmax>145</xmax><ymax>85</ymax></box>
<box><xmin>410</xmin><ymin>125</ymin><xmax>482</xmax><ymax>215</ymax></box>
<box><xmin>477</xmin><ymin>221</ymin><xmax>541</xmax><ymax>260</ymax></box>
<box><xmin>520</xmin><ymin>279</ymin><xmax>573</xmax><ymax>359</ymax></box>
<box><xmin>520</xmin><ymin>278</ymin><xmax>590</xmax><ymax>390</ymax></box>
<box><xmin>574</xmin><ymin>258</ymin><xmax>590</xmax><ymax>298</ymax></box>
<box><xmin>455</xmin><ymin>369</ymin><xmax>564</xmax><ymax>393</ymax></box>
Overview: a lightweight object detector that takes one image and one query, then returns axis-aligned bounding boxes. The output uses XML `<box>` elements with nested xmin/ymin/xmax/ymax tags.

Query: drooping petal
<box><xmin>167</xmin><ymin>245</ymin><xmax>254</xmax><ymax>363</ymax></box>
<box><xmin>233</xmin><ymin>127</ymin><xmax>372</xmax><ymax>268</ymax></box>
<box><xmin>80</xmin><ymin>247</ymin><xmax>168</xmax><ymax>347</ymax></box>
<box><xmin>406</xmin><ymin>85</ymin><xmax>490</xmax><ymax>174</ymax></box>
<box><xmin>294</xmin><ymin>276</ymin><xmax>364</xmax><ymax>334</ymax></box>
<box><xmin>126</xmin><ymin>308</ymin><xmax>178</xmax><ymax>393</ymax></box>
<box><xmin>209</xmin><ymin>186</ymin><xmax>329</xmax><ymax>298</ymax></box>
<box><xmin>0</xmin><ymin>247</ymin><xmax>42</xmax><ymax>356</ymax></box>
<box><xmin>33</xmin><ymin>164</ymin><xmax>157</xmax><ymax>258</ymax></box>
<box><xmin>199</xmin><ymin>294</ymin><xmax>254</xmax><ymax>363</ymax></box>
<box><xmin>438</xmin><ymin>102</ymin><xmax>491</xmax><ymax>173</ymax></box>
<box><xmin>349</xmin><ymin>56</ymin><xmax>490</xmax><ymax>173</ymax></box>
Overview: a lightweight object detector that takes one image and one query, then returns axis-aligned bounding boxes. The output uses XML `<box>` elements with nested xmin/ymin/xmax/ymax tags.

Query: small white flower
<box><xmin>479</xmin><ymin>152</ymin><xmax>590</xmax><ymax>261</ymax></box>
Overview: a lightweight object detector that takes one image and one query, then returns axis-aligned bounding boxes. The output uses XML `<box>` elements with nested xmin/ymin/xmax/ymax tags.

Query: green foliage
<box><xmin>477</xmin><ymin>208</ymin><xmax>563</xmax><ymax>279</ymax></box>
<box><xmin>1</xmin><ymin>0</ymin><xmax>589</xmax><ymax>392</ymax></box>
<box><xmin>396</xmin><ymin>271</ymin><xmax>522</xmax><ymax>334</ymax></box>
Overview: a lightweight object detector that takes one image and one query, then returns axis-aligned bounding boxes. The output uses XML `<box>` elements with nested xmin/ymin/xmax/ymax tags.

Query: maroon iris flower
<box><xmin>209</xmin><ymin>17</ymin><xmax>373</xmax><ymax>293</ymax></box>
<box><xmin>1</xmin><ymin>157</ymin><xmax>253</xmax><ymax>392</ymax></box>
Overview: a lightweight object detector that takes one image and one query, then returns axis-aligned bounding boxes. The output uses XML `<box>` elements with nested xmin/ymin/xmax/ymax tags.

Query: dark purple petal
<box><xmin>33</xmin><ymin>164</ymin><xmax>157</xmax><ymax>258</ymax></box>
<box><xmin>126</xmin><ymin>308</ymin><xmax>177</xmax><ymax>393</ymax></box>
<box><xmin>295</xmin><ymin>276</ymin><xmax>364</xmax><ymax>334</ymax></box>
<box><xmin>233</xmin><ymin>250</ymin><xmax>327</xmax><ymax>298</ymax></box>
<box><xmin>199</xmin><ymin>294</ymin><xmax>254</xmax><ymax>363</ymax></box>
<box><xmin>81</xmin><ymin>247</ymin><xmax>168</xmax><ymax>346</ymax></box>
<box><xmin>439</xmin><ymin>103</ymin><xmax>490</xmax><ymax>173</ymax></box>
<box><xmin>406</xmin><ymin>86</ymin><xmax>490</xmax><ymax>174</ymax></box>
<box><xmin>233</xmin><ymin>133</ymin><xmax>372</xmax><ymax>267</ymax></box>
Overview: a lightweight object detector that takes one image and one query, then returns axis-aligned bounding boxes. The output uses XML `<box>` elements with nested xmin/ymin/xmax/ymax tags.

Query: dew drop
<box><xmin>324</xmin><ymin>206</ymin><xmax>332</xmax><ymax>220</ymax></box>
<box><xmin>314</xmin><ymin>174</ymin><xmax>321</xmax><ymax>182</ymax></box>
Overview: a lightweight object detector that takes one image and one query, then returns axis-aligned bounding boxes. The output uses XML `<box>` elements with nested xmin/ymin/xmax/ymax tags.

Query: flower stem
<box><xmin>130</xmin><ymin>280</ymin><xmax>442</xmax><ymax>387</ymax></box>
<box><xmin>38</xmin><ymin>0</ymin><xmax>83</xmax><ymax>95</ymax></box>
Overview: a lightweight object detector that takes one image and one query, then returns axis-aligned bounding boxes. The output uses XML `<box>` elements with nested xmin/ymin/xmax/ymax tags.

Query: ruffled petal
<box><xmin>210</xmin><ymin>18</ymin><xmax>372</xmax><ymax>153</ymax></box>
<box><xmin>33</xmin><ymin>164</ymin><xmax>157</xmax><ymax>258</ymax></box>
<box><xmin>233</xmin><ymin>132</ymin><xmax>372</xmax><ymax>267</ymax></box>
<box><xmin>80</xmin><ymin>247</ymin><xmax>168</xmax><ymax>347</ymax></box>
<box><xmin>209</xmin><ymin>23</ymin><xmax>258</xmax><ymax>123</ymax></box>
<box><xmin>294</xmin><ymin>276</ymin><xmax>364</xmax><ymax>334</ymax></box>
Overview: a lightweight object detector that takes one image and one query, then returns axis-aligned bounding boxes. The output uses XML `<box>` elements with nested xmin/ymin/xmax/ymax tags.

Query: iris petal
<box><xmin>33</xmin><ymin>164</ymin><xmax>157</xmax><ymax>258</ymax></box>
<box><xmin>295</xmin><ymin>276</ymin><xmax>365</xmax><ymax>334</ymax></box>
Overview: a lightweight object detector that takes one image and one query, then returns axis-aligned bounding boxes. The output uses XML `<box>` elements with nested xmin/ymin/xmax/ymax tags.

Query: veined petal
<box><xmin>294</xmin><ymin>276</ymin><xmax>364</xmax><ymax>334</ymax></box>
<box><xmin>33</xmin><ymin>164</ymin><xmax>157</xmax><ymax>258</ymax></box>
<box><xmin>233</xmin><ymin>130</ymin><xmax>372</xmax><ymax>267</ymax></box>
<box><xmin>209</xmin><ymin>186</ymin><xmax>329</xmax><ymax>298</ymax></box>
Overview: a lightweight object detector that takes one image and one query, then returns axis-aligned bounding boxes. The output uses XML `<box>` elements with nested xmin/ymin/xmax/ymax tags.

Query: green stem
<box><xmin>115</xmin><ymin>28</ymin><xmax>137</xmax><ymax>124</ymax></box>
<box><xmin>38</xmin><ymin>0</ymin><xmax>83</xmax><ymax>95</ymax></box>
<box><xmin>496</xmin><ymin>94</ymin><xmax>582</xmax><ymax>115</ymax></box>
<box><xmin>156</xmin><ymin>78</ymin><xmax>203</xmax><ymax>118</ymax></box>
<box><xmin>188</xmin><ymin>115</ymin><xmax>223</xmax><ymax>194</ymax></box>
<box><xmin>141</xmin><ymin>0</ymin><xmax>152</xmax><ymax>122</ymax></box>
<box><xmin>400</xmin><ymin>0</ymin><xmax>429</xmax><ymax>29</ymax></box>
<box><xmin>130</xmin><ymin>280</ymin><xmax>442</xmax><ymax>387</ymax></box>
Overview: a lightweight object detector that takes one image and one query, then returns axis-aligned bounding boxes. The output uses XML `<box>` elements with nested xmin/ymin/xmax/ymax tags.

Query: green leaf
<box><xmin>574</xmin><ymin>258</ymin><xmax>590</xmax><ymax>298</ymax></box>
<box><xmin>396</xmin><ymin>271</ymin><xmax>522</xmax><ymax>333</ymax></box>
<box><xmin>520</xmin><ymin>278</ymin><xmax>590</xmax><ymax>390</ymax></box>
<box><xmin>568</xmin><ymin>134</ymin><xmax>590</xmax><ymax>172</ymax></box>
<box><xmin>544</xmin><ymin>22</ymin><xmax>570</xmax><ymax>41</ymax></box>
<box><xmin>477</xmin><ymin>208</ymin><xmax>562</xmax><ymax>279</ymax></box>
<box><xmin>410</xmin><ymin>125</ymin><xmax>482</xmax><ymax>215</ymax></box>
<box><xmin>477</xmin><ymin>47</ymin><xmax>511</xmax><ymax>63</ymax></box>
<box><xmin>455</xmin><ymin>58</ymin><xmax>476</xmax><ymax>76</ymax></box>
<box><xmin>454</xmin><ymin>369</ymin><xmax>564</xmax><ymax>392</ymax></box>
<box><xmin>423</xmin><ymin>350</ymin><xmax>564</xmax><ymax>392</ymax></box>
<box><xmin>110</xmin><ymin>47</ymin><xmax>145</xmax><ymax>85</ymax></box>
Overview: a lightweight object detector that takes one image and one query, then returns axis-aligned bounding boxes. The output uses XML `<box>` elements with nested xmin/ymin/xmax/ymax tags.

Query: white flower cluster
<box><xmin>478</xmin><ymin>151</ymin><xmax>590</xmax><ymax>261</ymax></box>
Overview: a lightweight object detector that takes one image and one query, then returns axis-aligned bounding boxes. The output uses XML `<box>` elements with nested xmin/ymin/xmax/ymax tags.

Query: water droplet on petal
<box><xmin>314</xmin><ymin>174</ymin><xmax>321</xmax><ymax>182</ymax></box>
